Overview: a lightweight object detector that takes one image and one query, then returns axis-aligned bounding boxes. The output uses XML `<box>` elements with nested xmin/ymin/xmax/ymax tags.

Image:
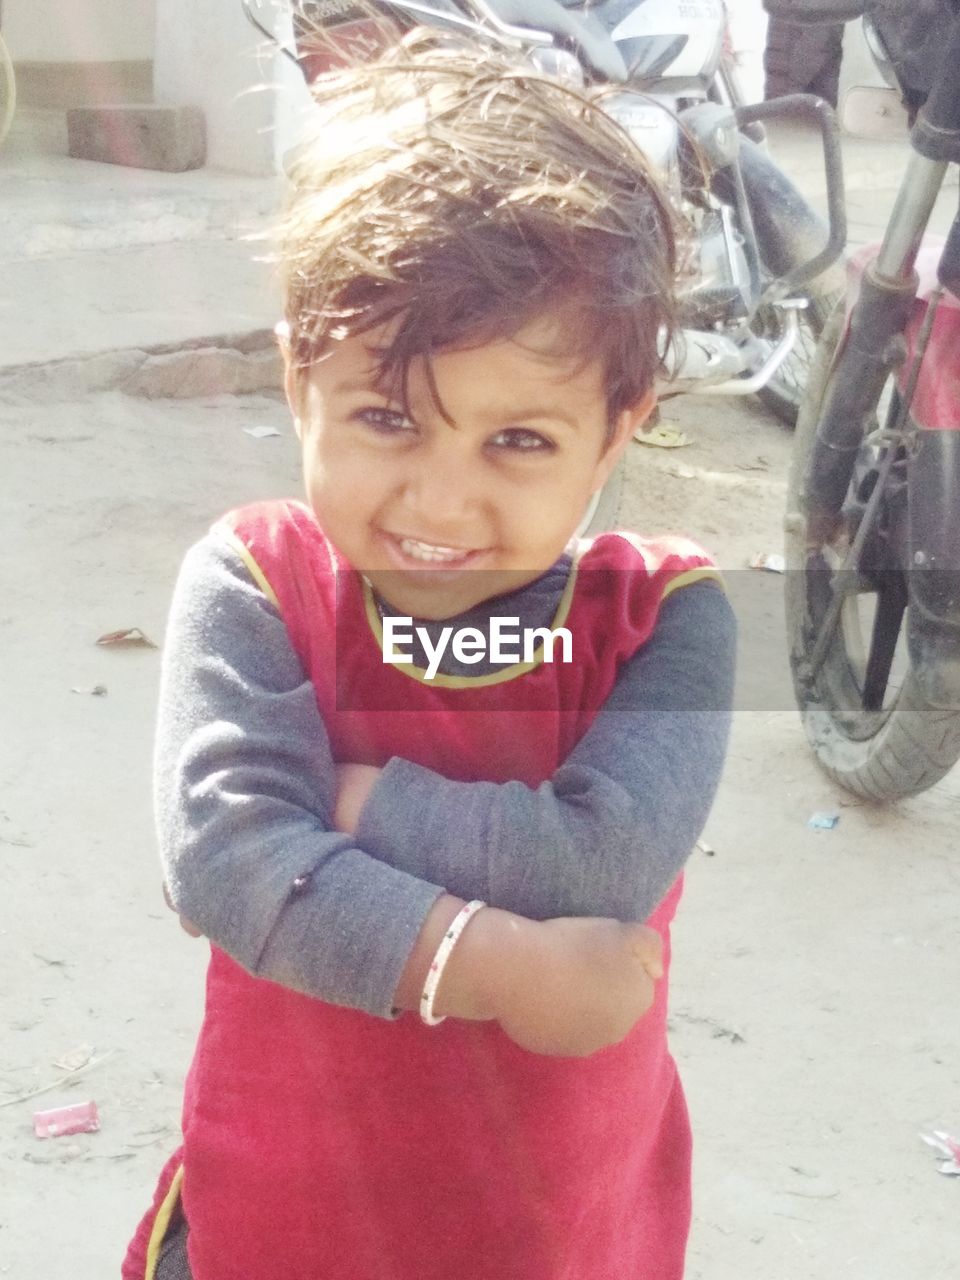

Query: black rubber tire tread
<box><xmin>797</xmin><ymin>674</ymin><xmax>960</xmax><ymax>801</ymax></box>
<box><xmin>784</xmin><ymin>303</ymin><xmax>960</xmax><ymax>800</ymax></box>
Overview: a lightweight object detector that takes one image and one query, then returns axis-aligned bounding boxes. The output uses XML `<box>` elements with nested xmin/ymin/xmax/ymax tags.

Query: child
<box><xmin>124</xmin><ymin>35</ymin><xmax>734</xmax><ymax>1280</ymax></box>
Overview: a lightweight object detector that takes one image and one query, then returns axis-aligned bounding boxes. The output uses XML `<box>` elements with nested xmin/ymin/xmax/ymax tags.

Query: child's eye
<box><xmin>489</xmin><ymin>427</ymin><xmax>556</xmax><ymax>454</ymax></box>
<box><xmin>354</xmin><ymin>407</ymin><xmax>415</xmax><ymax>435</ymax></box>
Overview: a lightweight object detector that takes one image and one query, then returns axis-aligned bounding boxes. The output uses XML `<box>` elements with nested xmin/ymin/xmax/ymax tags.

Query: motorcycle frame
<box><xmin>731</xmin><ymin>95</ymin><xmax>845</xmax><ymax>303</ymax></box>
<box><xmin>246</xmin><ymin>0</ymin><xmax>846</xmax><ymax>366</ymax></box>
<box><xmin>798</xmin><ymin>9</ymin><xmax>960</xmax><ymax>708</ymax></box>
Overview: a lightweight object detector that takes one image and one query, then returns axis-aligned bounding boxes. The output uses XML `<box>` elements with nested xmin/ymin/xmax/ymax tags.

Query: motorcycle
<box><xmin>242</xmin><ymin>0</ymin><xmax>846</xmax><ymax>446</ymax></box>
<box><xmin>780</xmin><ymin>0</ymin><xmax>960</xmax><ymax>799</ymax></box>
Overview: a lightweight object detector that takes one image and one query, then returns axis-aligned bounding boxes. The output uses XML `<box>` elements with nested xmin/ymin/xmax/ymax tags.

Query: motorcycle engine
<box><xmin>605</xmin><ymin>94</ymin><xmax>753</xmax><ymax>319</ymax></box>
<box><xmin>675</xmin><ymin>104</ymin><xmax>755</xmax><ymax>321</ymax></box>
<box><xmin>603</xmin><ymin>92</ymin><xmax>679</xmax><ymax>175</ymax></box>
<box><xmin>691</xmin><ymin>206</ymin><xmax>753</xmax><ymax>319</ymax></box>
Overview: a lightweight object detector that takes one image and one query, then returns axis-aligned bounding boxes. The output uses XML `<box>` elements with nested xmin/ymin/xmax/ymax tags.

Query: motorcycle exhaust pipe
<box><xmin>659</xmin><ymin>311</ymin><xmax>799</xmax><ymax>396</ymax></box>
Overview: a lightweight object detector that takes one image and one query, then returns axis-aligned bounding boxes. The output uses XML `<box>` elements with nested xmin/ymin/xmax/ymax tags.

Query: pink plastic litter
<box><xmin>920</xmin><ymin>1130</ymin><xmax>960</xmax><ymax>1176</ymax></box>
<box><xmin>33</xmin><ymin>1100</ymin><xmax>100</xmax><ymax>1139</ymax></box>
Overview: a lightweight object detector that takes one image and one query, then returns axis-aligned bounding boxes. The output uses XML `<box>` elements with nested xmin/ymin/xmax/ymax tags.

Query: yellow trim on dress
<box><xmin>218</xmin><ymin>527</ymin><xmax>281</xmax><ymax>611</ymax></box>
<box><xmin>144</xmin><ymin>1164</ymin><xmax>185</xmax><ymax>1280</ymax></box>
<box><xmin>362</xmin><ymin>550</ymin><xmax>582</xmax><ymax>689</ymax></box>
<box><xmin>660</xmin><ymin>567</ymin><xmax>725</xmax><ymax>600</ymax></box>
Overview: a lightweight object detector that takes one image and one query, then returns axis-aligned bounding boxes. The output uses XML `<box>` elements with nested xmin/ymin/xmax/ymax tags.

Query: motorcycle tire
<box><xmin>784</xmin><ymin>303</ymin><xmax>960</xmax><ymax>800</ymax></box>
<box><xmin>717</xmin><ymin>138</ymin><xmax>844</xmax><ymax>428</ymax></box>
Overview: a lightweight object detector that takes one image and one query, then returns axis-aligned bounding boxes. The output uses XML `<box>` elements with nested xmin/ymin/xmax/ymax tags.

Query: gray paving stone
<box><xmin>67</xmin><ymin>105</ymin><xmax>206</xmax><ymax>172</ymax></box>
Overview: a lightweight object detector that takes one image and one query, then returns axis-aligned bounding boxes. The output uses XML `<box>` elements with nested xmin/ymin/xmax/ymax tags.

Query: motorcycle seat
<box><xmin>482</xmin><ymin>0</ymin><xmax>628</xmax><ymax>81</ymax></box>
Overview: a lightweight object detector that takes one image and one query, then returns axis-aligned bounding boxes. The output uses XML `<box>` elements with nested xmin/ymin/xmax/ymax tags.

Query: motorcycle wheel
<box><xmin>784</xmin><ymin>303</ymin><xmax>960</xmax><ymax>800</ymax></box>
<box><xmin>733</xmin><ymin>138</ymin><xmax>844</xmax><ymax>428</ymax></box>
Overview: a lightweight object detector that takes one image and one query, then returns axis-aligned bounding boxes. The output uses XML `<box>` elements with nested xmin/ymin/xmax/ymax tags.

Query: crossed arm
<box><xmin>158</xmin><ymin>533</ymin><xmax>735</xmax><ymax>1022</ymax></box>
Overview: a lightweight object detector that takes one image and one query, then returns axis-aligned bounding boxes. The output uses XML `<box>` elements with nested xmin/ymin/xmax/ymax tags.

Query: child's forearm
<box><xmin>392</xmin><ymin>893</ymin><xmax>502</xmax><ymax>1019</ymax></box>
<box><xmin>394</xmin><ymin>894</ymin><xmax>665</xmax><ymax>1057</ymax></box>
<box><xmin>355</xmin><ymin>585</ymin><xmax>735</xmax><ymax>923</ymax></box>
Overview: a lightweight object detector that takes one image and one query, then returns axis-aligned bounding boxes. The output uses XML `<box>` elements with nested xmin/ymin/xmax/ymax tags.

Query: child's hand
<box><xmin>333</xmin><ymin>763</ymin><xmax>382</xmax><ymax>834</ymax></box>
<box><xmin>397</xmin><ymin>900</ymin><xmax>663</xmax><ymax>1057</ymax></box>
<box><xmin>492</xmin><ymin>917</ymin><xmax>664</xmax><ymax>1058</ymax></box>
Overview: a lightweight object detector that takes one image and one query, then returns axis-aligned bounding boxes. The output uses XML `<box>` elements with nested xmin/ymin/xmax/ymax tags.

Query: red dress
<box><xmin>124</xmin><ymin>500</ymin><xmax>720</xmax><ymax>1280</ymax></box>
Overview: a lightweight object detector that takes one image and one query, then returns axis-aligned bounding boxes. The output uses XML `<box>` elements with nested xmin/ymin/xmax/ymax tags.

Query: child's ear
<box><xmin>277</xmin><ymin>323</ymin><xmax>304</xmax><ymax>440</ymax></box>
<box><xmin>590</xmin><ymin>388</ymin><xmax>656</xmax><ymax>491</ymax></box>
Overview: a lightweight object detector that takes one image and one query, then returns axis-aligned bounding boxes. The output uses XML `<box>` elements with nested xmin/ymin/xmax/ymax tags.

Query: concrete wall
<box><xmin>840</xmin><ymin>19</ymin><xmax>886</xmax><ymax>96</ymax></box>
<box><xmin>3</xmin><ymin>0</ymin><xmax>156</xmax><ymax>62</ymax></box>
<box><xmin>154</xmin><ymin>0</ymin><xmax>313</xmax><ymax>174</ymax></box>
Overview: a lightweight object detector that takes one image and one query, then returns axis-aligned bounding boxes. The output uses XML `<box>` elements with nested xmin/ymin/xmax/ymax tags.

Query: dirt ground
<box><xmin>1</xmin><ymin>378</ymin><xmax>958</xmax><ymax>1279</ymax></box>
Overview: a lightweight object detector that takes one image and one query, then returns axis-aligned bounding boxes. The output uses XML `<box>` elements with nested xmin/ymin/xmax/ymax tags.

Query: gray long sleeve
<box><xmin>357</xmin><ymin>583</ymin><xmax>734</xmax><ymax>920</ymax></box>
<box><xmin>156</xmin><ymin>537</ymin><xmax>444</xmax><ymax>1018</ymax></box>
<box><xmin>157</xmin><ymin>531</ymin><xmax>734</xmax><ymax>1018</ymax></box>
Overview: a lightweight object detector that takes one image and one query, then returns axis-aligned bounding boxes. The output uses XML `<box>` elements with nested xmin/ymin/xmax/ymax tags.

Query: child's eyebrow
<box><xmin>333</xmin><ymin>376</ymin><xmax>384</xmax><ymax>396</ymax></box>
<box><xmin>480</xmin><ymin>405</ymin><xmax>580</xmax><ymax>431</ymax></box>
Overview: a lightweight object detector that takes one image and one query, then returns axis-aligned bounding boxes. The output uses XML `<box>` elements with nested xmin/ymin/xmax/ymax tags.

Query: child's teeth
<box><xmin>399</xmin><ymin>537</ymin><xmax>467</xmax><ymax>563</ymax></box>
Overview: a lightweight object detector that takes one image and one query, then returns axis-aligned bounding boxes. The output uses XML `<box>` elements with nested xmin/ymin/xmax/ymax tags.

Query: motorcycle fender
<box><xmin>907</xmin><ymin>427</ymin><xmax>960</xmax><ymax>707</ymax></box>
<box><xmin>901</xmin><ymin>247</ymin><xmax>960</xmax><ymax>432</ymax></box>
<box><xmin>845</xmin><ymin>240</ymin><xmax>960</xmax><ymax>704</ymax></box>
<box><xmin>847</xmin><ymin>239</ymin><xmax>960</xmax><ymax>428</ymax></box>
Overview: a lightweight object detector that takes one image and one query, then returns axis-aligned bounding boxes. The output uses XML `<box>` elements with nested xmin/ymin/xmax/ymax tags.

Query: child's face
<box><xmin>287</xmin><ymin>313</ymin><xmax>652</xmax><ymax>620</ymax></box>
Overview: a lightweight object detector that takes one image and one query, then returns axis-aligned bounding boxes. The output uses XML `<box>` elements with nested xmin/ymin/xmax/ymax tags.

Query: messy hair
<box><xmin>278</xmin><ymin>31</ymin><xmax>679</xmax><ymax>425</ymax></box>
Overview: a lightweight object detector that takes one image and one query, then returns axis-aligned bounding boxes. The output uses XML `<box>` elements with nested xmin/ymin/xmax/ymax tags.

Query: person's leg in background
<box><xmin>764</xmin><ymin>18</ymin><xmax>845</xmax><ymax>105</ymax></box>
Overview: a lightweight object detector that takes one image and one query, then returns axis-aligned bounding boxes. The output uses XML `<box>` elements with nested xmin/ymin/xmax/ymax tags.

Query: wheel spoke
<box><xmin>861</xmin><ymin>573</ymin><xmax>907</xmax><ymax>711</ymax></box>
<box><xmin>808</xmin><ymin>564</ymin><xmax>855</xmax><ymax>677</ymax></box>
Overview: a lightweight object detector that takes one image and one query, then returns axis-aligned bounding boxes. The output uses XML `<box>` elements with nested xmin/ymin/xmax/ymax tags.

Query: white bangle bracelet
<box><xmin>420</xmin><ymin>899</ymin><xmax>486</xmax><ymax>1026</ymax></box>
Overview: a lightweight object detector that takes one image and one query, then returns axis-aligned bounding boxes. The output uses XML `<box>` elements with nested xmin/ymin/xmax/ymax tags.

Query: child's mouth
<box><xmin>398</xmin><ymin>536</ymin><xmax>472</xmax><ymax>565</ymax></box>
<box><xmin>382</xmin><ymin>532</ymin><xmax>484</xmax><ymax>571</ymax></box>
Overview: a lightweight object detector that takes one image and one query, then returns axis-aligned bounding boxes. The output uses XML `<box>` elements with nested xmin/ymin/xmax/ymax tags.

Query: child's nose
<box><xmin>401</xmin><ymin>443</ymin><xmax>482</xmax><ymax>525</ymax></box>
